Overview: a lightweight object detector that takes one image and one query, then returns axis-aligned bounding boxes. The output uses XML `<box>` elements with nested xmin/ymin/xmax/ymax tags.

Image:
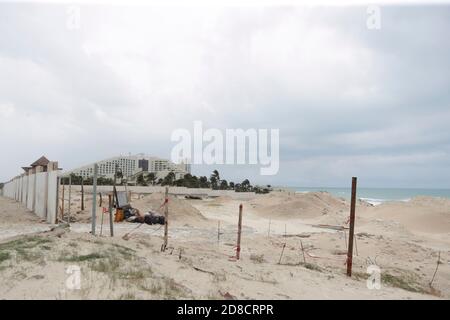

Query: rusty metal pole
<box><xmin>81</xmin><ymin>178</ymin><xmax>84</xmax><ymax>211</ymax></box>
<box><xmin>346</xmin><ymin>177</ymin><xmax>357</xmax><ymax>277</ymax></box>
<box><xmin>236</xmin><ymin>204</ymin><xmax>243</xmax><ymax>260</ymax></box>
<box><xmin>163</xmin><ymin>186</ymin><xmax>169</xmax><ymax>250</ymax></box>
<box><xmin>108</xmin><ymin>194</ymin><xmax>114</xmax><ymax>237</ymax></box>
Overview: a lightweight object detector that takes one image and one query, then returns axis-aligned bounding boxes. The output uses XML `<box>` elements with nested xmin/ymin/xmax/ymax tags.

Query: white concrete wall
<box><xmin>2</xmin><ymin>166</ymin><xmax>59</xmax><ymax>223</ymax></box>
<box><xmin>27</xmin><ymin>174</ymin><xmax>35</xmax><ymax>211</ymax></box>
<box><xmin>21</xmin><ymin>175</ymin><xmax>28</xmax><ymax>205</ymax></box>
<box><xmin>46</xmin><ymin>171</ymin><xmax>58</xmax><ymax>224</ymax></box>
<box><xmin>34</xmin><ymin>172</ymin><xmax>48</xmax><ymax>219</ymax></box>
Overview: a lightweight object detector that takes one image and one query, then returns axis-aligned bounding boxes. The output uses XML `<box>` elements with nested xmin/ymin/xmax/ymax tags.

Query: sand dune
<box><xmin>131</xmin><ymin>193</ymin><xmax>208</xmax><ymax>226</ymax></box>
<box><xmin>364</xmin><ymin>197</ymin><xmax>450</xmax><ymax>234</ymax></box>
<box><xmin>1</xmin><ymin>190</ymin><xmax>449</xmax><ymax>299</ymax></box>
<box><xmin>248</xmin><ymin>191</ymin><xmax>369</xmax><ymax>222</ymax></box>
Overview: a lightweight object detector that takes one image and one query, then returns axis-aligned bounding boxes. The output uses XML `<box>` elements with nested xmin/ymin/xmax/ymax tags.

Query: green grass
<box><xmin>299</xmin><ymin>262</ymin><xmax>322</xmax><ymax>272</ymax></box>
<box><xmin>0</xmin><ymin>236</ymin><xmax>53</xmax><ymax>263</ymax></box>
<box><xmin>250</xmin><ymin>254</ymin><xmax>265</xmax><ymax>264</ymax></box>
<box><xmin>59</xmin><ymin>253</ymin><xmax>105</xmax><ymax>262</ymax></box>
<box><xmin>0</xmin><ymin>236</ymin><xmax>52</xmax><ymax>251</ymax></box>
<box><xmin>0</xmin><ymin>251</ymin><xmax>11</xmax><ymax>263</ymax></box>
<box><xmin>381</xmin><ymin>272</ymin><xmax>425</xmax><ymax>293</ymax></box>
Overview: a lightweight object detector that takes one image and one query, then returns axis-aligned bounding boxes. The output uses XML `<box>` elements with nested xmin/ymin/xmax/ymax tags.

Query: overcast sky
<box><xmin>1</xmin><ymin>3</ymin><xmax>450</xmax><ymax>188</ymax></box>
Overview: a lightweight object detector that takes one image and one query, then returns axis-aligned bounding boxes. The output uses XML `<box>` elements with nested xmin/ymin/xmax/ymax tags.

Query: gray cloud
<box><xmin>0</xmin><ymin>4</ymin><xmax>449</xmax><ymax>188</ymax></box>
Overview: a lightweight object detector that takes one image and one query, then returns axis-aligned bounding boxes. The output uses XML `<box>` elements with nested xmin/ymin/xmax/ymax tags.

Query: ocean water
<box><xmin>292</xmin><ymin>187</ymin><xmax>450</xmax><ymax>205</ymax></box>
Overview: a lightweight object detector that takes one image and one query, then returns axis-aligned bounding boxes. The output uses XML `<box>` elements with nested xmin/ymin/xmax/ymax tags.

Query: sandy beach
<box><xmin>0</xmin><ymin>189</ymin><xmax>448</xmax><ymax>300</ymax></box>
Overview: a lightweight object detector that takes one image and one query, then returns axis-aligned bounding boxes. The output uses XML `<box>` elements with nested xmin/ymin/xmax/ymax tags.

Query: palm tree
<box><xmin>220</xmin><ymin>180</ymin><xmax>228</xmax><ymax>190</ymax></box>
<box><xmin>199</xmin><ymin>176</ymin><xmax>209</xmax><ymax>188</ymax></box>
<box><xmin>162</xmin><ymin>171</ymin><xmax>176</xmax><ymax>186</ymax></box>
<box><xmin>210</xmin><ymin>170</ymin><xmax>220</xmax><ymax>190</ymax></box>
<box><xmin>146</xmin><ymin>172</ymin><xmax>156</xmax><ymax>185</ymax></box>
<box><xmin>136</xmin><ymin>173</ymin><xmax>147</xmax><ymax>186</ymax></box>
<box><xmin>210</xmin><ymin>176</ymin><xmax>218</xmax><ymax>190</ymax></box>
<box><xmin>211</xmin><ymin>170</ymin><xmax>220</xmax><ymax>182</ymax></box>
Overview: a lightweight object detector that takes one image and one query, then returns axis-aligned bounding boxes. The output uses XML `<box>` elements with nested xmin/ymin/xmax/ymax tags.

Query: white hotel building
<box><xmin>66</xmin><ymin>154</ymin><xmax>190</xmax><ymax>180</ymax></box>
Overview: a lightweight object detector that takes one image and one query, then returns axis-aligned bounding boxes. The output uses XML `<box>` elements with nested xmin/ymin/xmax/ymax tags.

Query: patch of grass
<box><xmin>161</xmin><ymin>278</ymin><xmax>185</xmax><ymax>299</ymax></box>
<box><xmin>89</xmin><ymin>255</ymin><xmax>121</xmax><ymax>274</ymax></box>
<box><xmin>16</xmin><ymin>249</ymin><xmax>45</xmax><ymax>263</ymax></box>
<box><xmin>352</xmin><ymin>271</ymin><xmax>369</xmax><ymax>281</ymax></box>
<box><xmin>0</xmin><ymin>236</ymin><xmax>52</xmax><ymax>252</ymax></box>
<box><xmin>250</xmin><ymin>254</ymin><xmax>265</xmax><ymax>264</ymax></box>
<box><xmin>118</xmin><ymin>292</ymin><xmax>137</xmax><ymax>300</ymax></box>
<box><xmin>140</xmin><ymin>281</ymin><xmax>162</xmax><ymax>295</ymax></box>
<box><xmin>0</xmin><ymin>251</ymin><xmax>11</xmax><ymax>263</ymax></box>
<box><xmin>68</xmin><ymin>242</ymin><xmax>79</xmax><ymax>248</ymax></box>
<box><xmin>299</xmin><ymin>262</ymin><xmax>322</xmax><ymax>272</ymax></box>
<box><xmin>120</xmin><ymin>267</ymin><xmax>153</xmax><ymax>280</ymax></box>
<box><xmin>139</xmin><ymin>277</ymin><xmax>190</xmax><ymax>299</ymax></box>
<box><xmin>59</xmin><ymin>253</ymin><xmax>105</xmax><ymax>262</ymax></box>
<box><xmin>381</xmin><ymin>272</ymin><xmax>425</xmax><ymax>293</ymax></box>
<box><xmin>0</xmin><ymin>236</ymin><xmax>52</xmax><ymax>263</ymax></box>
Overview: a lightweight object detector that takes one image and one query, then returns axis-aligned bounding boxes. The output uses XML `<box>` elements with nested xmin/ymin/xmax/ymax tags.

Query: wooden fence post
<box><xmin>109</xmin><ymin>194</ymin><xmax>114</xmax><ymax>237</ymax></box>
<box><xmin>81</xmin><ymin>178</ymin><xmax>84</xmax><ymax>211</ymax></box>
<box><xmin>163</xmin><ymin>186</ymin><xmax>169</xmax><ymax>250</ymax></box>
<box><xmin>346</xmin><ymin>177</ymin><xmax>357</xmax><ymax>277</ymax></box>
<box><xmin>236</xmin><ymin>204</ymin><xmax>243</xmax><ymax>260</ymax></box>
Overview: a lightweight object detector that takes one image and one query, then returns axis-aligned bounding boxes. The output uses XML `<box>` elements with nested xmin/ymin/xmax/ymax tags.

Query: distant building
<box><xmin>64</xmin><ymin>154</ymin><xmax>190</xmax><ymax>180</ymax></box>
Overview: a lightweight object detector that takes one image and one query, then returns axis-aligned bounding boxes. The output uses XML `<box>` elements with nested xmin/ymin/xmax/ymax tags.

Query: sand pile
<box><xmin>365</xmin><ymin>197</ymin><xmax>450</xmax><ymax>234</ymax></box>
<box><xmin>131</xmin><ymin>193</ymin><xmax>208</xmax><ymax>226</ymax></box>
<box><xmin>249</xmin><ymin>191</ymin><xmax>350</xmax><ymax>220</ymax></box>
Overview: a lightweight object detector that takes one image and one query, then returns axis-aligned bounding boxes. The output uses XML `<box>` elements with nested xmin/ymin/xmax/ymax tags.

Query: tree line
<box><xmin>62</xmin><ymin>170</ymin><xmax>272</xmax><ymax>194</ymax></box>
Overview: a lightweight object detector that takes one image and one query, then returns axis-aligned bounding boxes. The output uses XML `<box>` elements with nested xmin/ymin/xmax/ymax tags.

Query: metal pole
<box><xmin>217</xmin><ymin>220</ymin><xmax>221</xmax><ymax>243</ymax></box>
<box><xmin>68</xmin><ymin>175</ymin><xmax>72</xmax><ymax>224</ymax></box>
<box><xmin>278</xmin><ymin>243</ymin><xmax>286</xmax><ymax>264</ymax></box>
<box><xmin>344</xmin><ymin>230</ymin><xmax>347</xmax><ymax>249</ymax></box>
<box><xmin>109</xmin><ymin>194</ymin><xmax>114</xmax><ymax>237</ymax></box>
<box><xmin>61</xmin><ymin>179</ymin><xmax>65</xmax><ymax>219</ymax></box>
<box><xmin>163</xmin><ymin>186</ymin><xmax>169</xmax><ymax>250</ymax></box>
<box><xmin>55</xmin><ymin>176</ymin><xmax>60</xmax><ymax>225</ymax></box>
<box><xmin>81</xmin><ymin>177</ymin><xmax>84</xmax><ymax>211</ymax></box>
<box><xmin>236</xmin><ymin>204</ymin><xmax>243</xmax><ymax>260</ymax></box>
<box><xmin>346</xmin><ymin>177</ymin><xmax>357</xmax><ymax>277</ymax></box>
<box><xmin>300</xmin><ymin>240</ymin><xmax>306</xmax><ymax>264</ymax></box>
<box><xmin>100</xmin><ymin>199</ymin><xmax>105</xmax><ymax>237</ymax></box>
<box><xmin>91</xmin><ymin>164</ymin><xmax>98</xmax><ymax>235</ymax></box>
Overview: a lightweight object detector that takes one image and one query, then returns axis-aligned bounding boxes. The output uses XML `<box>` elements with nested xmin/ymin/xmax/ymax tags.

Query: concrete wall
<box><xmin>2</xmin><ymin>163</ymin><xmax>59</xmax><ymax>224</ymax></box>
<box><xmin>34</xmin><ymin>172</ymin><xmax>48</xmax><ymax>219</ymax></box>
<box><xmin>46</xmin><ymin>171</ymin><xmax>58</xmax><ymax>224</ymax></box>
<box><xmin>27</xmin><ymin>174</ymin><xmax>35</xmax><ymax>211</ymax></box>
